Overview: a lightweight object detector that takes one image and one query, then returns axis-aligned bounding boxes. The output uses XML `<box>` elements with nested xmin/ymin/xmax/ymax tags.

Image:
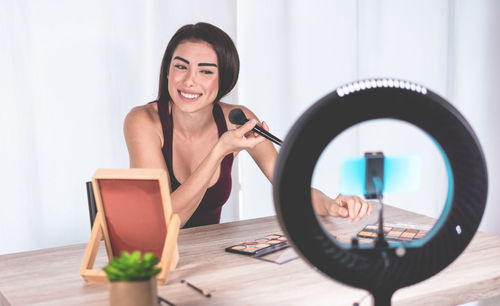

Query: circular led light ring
<box><xmin>273</xmin><ymin>78</ymin><xmax>488</xmax><ymax>299</ymax></box>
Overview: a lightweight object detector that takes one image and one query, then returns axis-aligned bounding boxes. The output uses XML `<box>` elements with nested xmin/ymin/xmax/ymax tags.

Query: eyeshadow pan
<box><xmin>387</xmin><ymin>231</ymin><xmax>402</xmax><ymax>238</ymax></box>
<box><xmin>358</xmin><ymin>231</ymin><xmax>377</xmax><ymax>237</ymax></box>
<box><xmin>399</xmin><ymin>236</ymin><xmax>412</xmax><ymax>240</ymax></box>
<box><xmin>255</xmin><ymin>238</ymin><xmax>268</xmax><ymax>243</ymax></box>
<box><xmin>266</xmin><ymin>235</ymin><xmax>281</xmax><ymax>239</ymax></box>
<box><xmin>256</xmin><ymin>244</ymin><xmax>270</xmax><ymax>248</ymax></box>
<box><xmin>400</xmin><ymin>232</ymin><xmax>416</xmax><ymax>239</ymax></box>
<box><xmin>390</xmin><ymin>229</ymin><xmax>404</xmax><ymax>233</ymax></box>
<box><xmin>231</xmin><ymin>245</ymin><xmax>245</xmax><ymax>250</ymax></box>
<box><xmin>415</xmin><ymin>231</ymin><xmax>427</xmax><ymax>239</ymax></box>
<box><xmin>278</xmin><ymin>236</ymin><xmax>287</xmax><ymax>241</ymax></box>
<box><xmin>268</xmin><ymin>240</ymin><xmax>282</xmax><ymax>245</ymax></box>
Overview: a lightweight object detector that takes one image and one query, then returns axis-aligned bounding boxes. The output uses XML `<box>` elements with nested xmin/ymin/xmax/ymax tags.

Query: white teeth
<box><xmin>180</xmin><ymin>91</ymin><xmax>200</xmax><ymax>99</ymax></box>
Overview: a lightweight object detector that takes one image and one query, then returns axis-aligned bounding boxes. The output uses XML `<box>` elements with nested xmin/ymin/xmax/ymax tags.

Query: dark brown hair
<box><xmin>157</xmin><ymin>22</ymin><xmax>239</xmax><ymax>104</ymax></box>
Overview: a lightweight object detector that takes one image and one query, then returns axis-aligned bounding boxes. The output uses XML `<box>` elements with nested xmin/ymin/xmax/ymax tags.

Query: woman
<box><xmin>124</xmin><ymin>22</ymin><xmax>372</xmax><ymax>228</ymax></box>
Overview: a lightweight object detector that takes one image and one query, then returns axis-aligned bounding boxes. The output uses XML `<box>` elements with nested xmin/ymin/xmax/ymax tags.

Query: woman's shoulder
<box><xmin>124</xmin><ymin>101</ymin><xmax>165</xmax><ymax>150</ymax></box>
<box><xmin>125</xmin><ymin>102</ymin><xmax>159</xmax><ymax>125</ymax></box>
<box><xmin>124</xmin><ymin>101</ymin><xmax>162</xmax><ymax>135</ymax></box>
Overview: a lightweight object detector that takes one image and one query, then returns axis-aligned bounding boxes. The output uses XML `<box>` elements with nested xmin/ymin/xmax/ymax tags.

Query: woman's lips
<box><xmin>179</xmin><ymin>90</ymin><xmax>201</xmax><ymax>101</ymax></box>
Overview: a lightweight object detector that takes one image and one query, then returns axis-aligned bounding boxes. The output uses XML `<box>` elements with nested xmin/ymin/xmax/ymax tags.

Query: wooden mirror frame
<box><xmin>80</xmin><ymin>168</ymin><xmax>180</xmax><ymax>285</ymax></box>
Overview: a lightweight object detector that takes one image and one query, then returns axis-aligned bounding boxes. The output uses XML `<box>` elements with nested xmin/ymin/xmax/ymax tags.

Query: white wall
<box><xmin>452</xmin><ymin>0</ymin><xmax>500</xmax><ymax>235</ymax></box>
<box><xmin>237</xmin><ymin>0</ymin><xmax>360</xmax><ymax>219</ymax></box>
<box><xmin>1</xmin><ymin>0</ymin><xmax>499</xmax><ymax>255</ymax></box>
<box><xmin>236</xmin><ymin>0</ymin><xmax>500</xmax><ymax>236</ymax></box>
<box><xmin>355</xmin><ymin>0</ymin><xmax>451</xmax><ymax>218</ymax></box>
<box><xmin>0</xmin><ymin>0</ymin><xmax>239</xmax><ymax>255</ymax></box>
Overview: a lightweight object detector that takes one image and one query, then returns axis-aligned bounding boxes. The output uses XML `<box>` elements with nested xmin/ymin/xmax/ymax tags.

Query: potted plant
<box><xmin>103</xmin><ymin>251</ymin><xmax>161</xmax><ymax>306</ymax></box>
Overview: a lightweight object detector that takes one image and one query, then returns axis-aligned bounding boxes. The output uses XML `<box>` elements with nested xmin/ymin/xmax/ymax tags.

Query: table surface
<box><xmin>1</xmin><ymin>205</ymin><xmax>500</xmax><ymax>306</ymax></box>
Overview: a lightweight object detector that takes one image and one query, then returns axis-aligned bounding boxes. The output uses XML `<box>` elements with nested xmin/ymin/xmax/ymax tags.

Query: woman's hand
<box><xmin>326</xmin><ymin>194</ymin><xmax>373</xmax><ymax>223</ymax></box>
<box><xmin>216</xmin><ymin>119</ymin><xmax>267</xmax><ymax>155</ymax></box>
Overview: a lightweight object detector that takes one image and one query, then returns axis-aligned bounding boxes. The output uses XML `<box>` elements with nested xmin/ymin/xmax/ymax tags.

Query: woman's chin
<box><xmin>172</xmin><ymin>99</ymin><xmax>213</xmax><ymax>113</ymax></box>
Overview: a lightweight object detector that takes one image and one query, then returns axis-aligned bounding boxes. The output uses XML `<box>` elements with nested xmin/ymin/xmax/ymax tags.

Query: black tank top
<box><xmin>157</xmin><ymin>101</ymin><xmax>234</xmax><ymax>228</ymax></box>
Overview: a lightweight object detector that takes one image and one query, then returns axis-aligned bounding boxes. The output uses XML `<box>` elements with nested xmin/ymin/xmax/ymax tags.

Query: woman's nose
<box><xmin>183</xmin><ymin>69</ymin><xmax>196</xmax><ymax>87</ymax></box>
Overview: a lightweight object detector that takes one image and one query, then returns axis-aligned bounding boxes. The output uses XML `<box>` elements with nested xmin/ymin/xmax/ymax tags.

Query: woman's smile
<box><xmin>178</xmin><ymin>90</ymin><xmax>202</xmax><ymax>101</ymax></box>
<box><xmin>168</xmin><ymin>41</ymin><xmax>219</xmax><ymax>112</ymax></box>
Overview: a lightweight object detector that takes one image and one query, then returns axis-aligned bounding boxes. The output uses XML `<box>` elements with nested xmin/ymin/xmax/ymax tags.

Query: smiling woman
<box><xmin>123</xmin><ymin>22</ymin><xmax>372</xmax><ymax>228</ymax></box>
<box><xmin>167</xmin><ymin>42</ymin><xmax>220</xmax><ymax>113</ymax></box>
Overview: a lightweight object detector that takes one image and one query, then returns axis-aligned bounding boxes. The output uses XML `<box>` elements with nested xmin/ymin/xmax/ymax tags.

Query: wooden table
<box><xmin>1</xmin><ymin>205</ymin><xmax>500</xmax><ymax>305</ymax></box>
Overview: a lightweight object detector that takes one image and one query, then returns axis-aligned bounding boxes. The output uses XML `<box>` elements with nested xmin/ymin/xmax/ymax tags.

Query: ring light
<box><xmin>273</xmin><ymin>79</ymin><xmax>488</xmax><ymax>304</ymax></box>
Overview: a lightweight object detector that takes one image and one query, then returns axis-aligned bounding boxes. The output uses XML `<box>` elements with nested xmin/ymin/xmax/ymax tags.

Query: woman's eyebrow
<box><xmin>173</xmin><ymin>56</ymin><xmax>217</xmax><ymax>68</ymax></box>
<box><xmin>198</xmin><ymin>62</ymin><xmax>217</xmax><ymax>67</ymax></box>
<box><xmin>173</xmin><ymin>56</ymin><xmax>189</xmax><ymax>64</ymax></box>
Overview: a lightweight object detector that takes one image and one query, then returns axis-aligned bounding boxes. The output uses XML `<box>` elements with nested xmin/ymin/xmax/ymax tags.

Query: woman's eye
<box><xmin>174</xmin><ymin>64</ymin><xmax>186</xmax><ymax>70</ymax></box>
<box><xmin>201</xmin><ymin>70</ymin><xmax>214</xmax><ymax>75</ymax></box>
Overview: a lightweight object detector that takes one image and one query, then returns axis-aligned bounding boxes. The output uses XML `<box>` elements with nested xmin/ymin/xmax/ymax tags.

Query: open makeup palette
<box><xmin>357</xmin><ymin>224</ymin><xmax>429</xmax><ymax>242</ymax></box>
<box><xmin>225</xmin><ymin>234</ymin><xmax>288</xmax><ymax>256</ymax></box>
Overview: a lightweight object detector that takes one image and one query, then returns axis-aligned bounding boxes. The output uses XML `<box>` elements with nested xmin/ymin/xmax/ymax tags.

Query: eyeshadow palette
<box><xmin>357</xmin><ymin>224</ymin><xmax>429</xmax><ymax>242</ymax></box>
<box><xmin>225</xmin><ymin>234</ymin><xmax>288</xmax><ymax>256</ymax></box>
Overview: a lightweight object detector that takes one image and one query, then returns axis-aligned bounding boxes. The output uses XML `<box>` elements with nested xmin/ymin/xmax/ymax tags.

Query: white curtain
<box><xmin>237</xmin><ymin>0</ymin><xmax>500</xmax><ymax>234</ymax></box>
<box><xmin>1</xmin><ymin>0</ymin><xmax>499</xmax><ymax>255</ymax></box>
<box><xmin>0</xmin><ymin>0</ymin><xmax>239</xmax><ymax>255</ymax></box>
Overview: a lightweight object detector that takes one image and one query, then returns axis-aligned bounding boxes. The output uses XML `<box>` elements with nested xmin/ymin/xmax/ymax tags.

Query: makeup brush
<box><xmin>181</xmin><ymin>279</ymin><xmax>212</xmax><ymax>298</ymax></box>
<box><xmin>228</xmin><ymin>108</ymin><xmax>283</xmax><ymax>146</ymax></box>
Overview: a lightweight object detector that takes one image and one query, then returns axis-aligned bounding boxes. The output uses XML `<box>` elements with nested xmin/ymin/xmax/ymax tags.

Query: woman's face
<box><xmin>167</xmin><ymin>40</ymin><xmax>219</xmax><ymax>113</ymax></box>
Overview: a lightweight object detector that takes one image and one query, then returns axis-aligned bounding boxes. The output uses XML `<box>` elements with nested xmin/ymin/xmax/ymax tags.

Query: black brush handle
<box><xmin>229</xmin><ymin>108</ymin><xmax>283</xmax><ymax>146</ymax></box>
<box><xmin>252</xmin><ymin>124</ymin><xmax>283</xmax><ymax>146</ymax></box>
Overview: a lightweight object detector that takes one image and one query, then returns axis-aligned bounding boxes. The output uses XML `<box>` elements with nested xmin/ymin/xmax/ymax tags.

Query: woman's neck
<box><xmin>171</xmin><ymin>103</ymin><xmax>215</xmax><ymax>139</ymax></box>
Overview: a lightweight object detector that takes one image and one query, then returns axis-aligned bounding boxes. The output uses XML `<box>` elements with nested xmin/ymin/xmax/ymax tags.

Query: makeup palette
<box><xmin>357</xmin><ymin>224</ymin><xmax>429</xmax><ymax>242</ymax></box>
<box><xmin>225</xmin><ymin>234</ymin><xmax>288</xmax><ymax>256</ymax></box>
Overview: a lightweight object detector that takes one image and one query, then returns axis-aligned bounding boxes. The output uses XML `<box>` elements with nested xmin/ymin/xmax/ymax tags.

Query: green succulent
<box><xmin>103</xmin><ymin>251</ymin><xmax>161</xmax><ymax>281</ymax></box>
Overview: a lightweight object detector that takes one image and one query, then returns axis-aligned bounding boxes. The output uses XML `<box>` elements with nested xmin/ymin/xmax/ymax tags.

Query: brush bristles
<box><xmin>229</xmin><ymin>108</ymin><xmax>248</xmax><ymax>125</ymax></box>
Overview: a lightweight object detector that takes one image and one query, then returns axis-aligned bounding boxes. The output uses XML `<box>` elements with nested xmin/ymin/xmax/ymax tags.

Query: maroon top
<box><xmin>157</xmin><ymin>101</ymin><xmax>234</xmax><ymax>228</ymax></box>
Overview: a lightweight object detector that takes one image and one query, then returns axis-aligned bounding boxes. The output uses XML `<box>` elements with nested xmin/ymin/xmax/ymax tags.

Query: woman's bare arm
<box><xmin>124</xmin><ymin>105</ymin><xmax>266</xmax><ymax>227</ymax></box>
<box><xmin>237</xmin><ymin>106</ymin><xmax>373</xmax><ymax>222</ymax></box>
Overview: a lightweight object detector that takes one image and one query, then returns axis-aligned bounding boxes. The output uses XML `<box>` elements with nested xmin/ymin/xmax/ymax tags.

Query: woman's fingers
<box><xmin>334</xmin><ymin>195</ymin><xmax>355</xmax><ymax>223</ymax></box>
<box><xmin>235</xmin><ymin>118</ymin><xmax>274</xmax><ymax>145</ymax></box>
<box><xmin>336</xmin><ymin>194</ymin><xmax>357</xmax><ymax>223</ymax></box>
<box><xmin>336</xmin><ymin>205</ymin><xmax>348</xmax><ymax>217</ymax></box>
<box><xmin>261</xmin><ymin>121</ymin><xmax>270</xmax><ymax>131</ymax></box>
<box><xmin>225</xmin><ymin>119</ymin><xmax>266</xmax><ymax>149</ymax></box>
<box><xmin>253</xmin><ymin>121</ymin><xmax>269</xmax><ymax>137</ymax></box>
<box><xmin>355</xmin><ymin>200</ymin><xmax>369</xmax><ymax>222</ymax></box>
<box><xmin>347</xmin><ymin>197</ymin><xmax>356</xmax><ymax>223</ymax></box>
<box><xmin>237</xmin><ymin>119</ymin><xmax>258</xmax><ymax>136</ymax></box>
<box><xmin>334</xmin><ymin>194</ymin><xmax>372</xmax><ymax>222</ymax></box>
